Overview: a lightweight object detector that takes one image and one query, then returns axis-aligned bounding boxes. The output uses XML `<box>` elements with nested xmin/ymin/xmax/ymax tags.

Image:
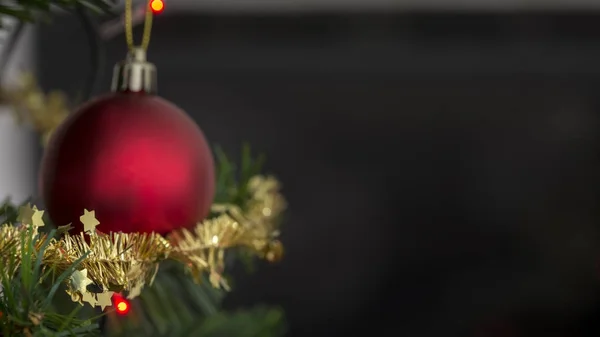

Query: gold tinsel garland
<box><xmin>0</xmin><ymin>73</ymin><xmax>69</xmax><ymax>146</ymax></box>
<box><xmin>0</xmin><ymin>75</ymin><xmax>286</xmax><ymax>310</ymax></box>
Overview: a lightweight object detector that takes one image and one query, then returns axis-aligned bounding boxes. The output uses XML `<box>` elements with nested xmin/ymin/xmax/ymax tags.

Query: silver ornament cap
<box><xmin>111</xmin><ymin>47</ymin><xmax>157</xmax><ymax>94</ymax></box>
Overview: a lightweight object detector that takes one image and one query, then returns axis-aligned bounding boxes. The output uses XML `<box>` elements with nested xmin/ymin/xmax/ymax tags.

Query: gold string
<box><xmin>124</xmin><ymin>0</ymin><xmax>154</xmax><ymax>51</ymax></box>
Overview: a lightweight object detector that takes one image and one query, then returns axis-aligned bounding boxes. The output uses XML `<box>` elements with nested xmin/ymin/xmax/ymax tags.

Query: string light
<box><xmin>113</xmin><ymin>294</ymin><xmax>130</xmax><ymax>315</ymax></box>
<box><xmin>150</xmin><ymin>0</ymin><xmax>164</xmax><ymax>14</ymax></box>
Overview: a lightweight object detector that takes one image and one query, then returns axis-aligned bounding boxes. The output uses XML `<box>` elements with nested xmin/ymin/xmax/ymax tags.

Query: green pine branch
<box><xmin>0</xmin><ymin>225</ymin><xmax>99</xmax><ymax>336</ymax></box>
<box><xmin>106</xmin><ymin>146</ymin><xmax>285</xmax><ymax>337</ymax></box>
<box><xmin>106</xmin><ymin>266</ymin><xmax>286</xmax><ymax>337</ymax></box>
<box><xmin>213</xmin><ymin>144</ymin><xmax>271</xmax><ymax>273</ymax></box>
<box><xmin>0</xmin><ymin>0</ymin><xmax>115</xmax><ymax>25</ymax></box>
<box><xmin>182</xmin><ymin>306</ymin><xmax>286</xmax><ymax>337</ymax></box>
<box><xmin>0</xmin><ymin>146</ymin><xmax>285</xmax><ymax>336</ymax></box>
<box><xmin>213</xmin><ymin>143</ymin><xmax>266</xmax><ymax>208</ymax></box>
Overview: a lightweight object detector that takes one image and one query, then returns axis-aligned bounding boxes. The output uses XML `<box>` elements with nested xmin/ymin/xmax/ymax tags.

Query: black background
<box><xmin>40</xmin><ymin>12</ymin><xmax>600</xmax><ymax>337</ymax></box>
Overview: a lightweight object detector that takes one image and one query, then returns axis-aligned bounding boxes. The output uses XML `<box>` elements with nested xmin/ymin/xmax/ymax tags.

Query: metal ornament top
<box><xmin>111</xmin><ymin>47</ymin><xmax>157</xmax><ymax>94</ymax></box>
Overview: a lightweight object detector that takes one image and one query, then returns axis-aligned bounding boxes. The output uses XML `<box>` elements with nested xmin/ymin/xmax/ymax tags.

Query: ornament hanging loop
<box><xmin>124</xmin><ymin>0</ymin><xmax>154</xmax><ymax>51</ymax></box>
<box><xmin>113</xmin><ymin>0</ymin><xmax>157</xmax><ymax>94</ymax></box>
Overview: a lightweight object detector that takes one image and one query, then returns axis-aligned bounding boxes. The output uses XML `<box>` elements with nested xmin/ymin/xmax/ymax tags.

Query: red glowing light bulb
<box><xmin>113</xmin><ymin>294</ymin><xmax>130</xmax><ymax>315</ymax></box>
<box><xmin>150</xmin><ymin>0</ymin><xmax>164</xmax><ymax>14</ymax></box>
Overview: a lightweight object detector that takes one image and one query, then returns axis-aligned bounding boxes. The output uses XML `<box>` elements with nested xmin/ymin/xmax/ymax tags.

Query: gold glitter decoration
<box><xmin>0</xmin><ymin>220</ymin><xmax>48</xmax><ymax>281</ymax></box>
<box><xmin>169</xmin><ymin>175</ymin><xmax>286</xmax><ymax>288</ymax></box>
<box><xmin>50</xmin><ymin>173</ymin><xmax>283</xmax><ymax>305</ymax></box>
<box><xmin>0</xmin><ymin>224</ymin><xmax>25</xmax><ymax>279</ymax></box>
<box><xmin>49</xmin><ymin>230</ymin><xmax>171</xmax><ymax>298</ymax></box>
<box><xmin>0</xmin><ymin>73</ymin><xmax>70</xmax><ymax>145</ymax></box>
<box><xmin>0</xmin><ymin>73</ymin><xmax>287</xmax><ymax>309</ymax></box>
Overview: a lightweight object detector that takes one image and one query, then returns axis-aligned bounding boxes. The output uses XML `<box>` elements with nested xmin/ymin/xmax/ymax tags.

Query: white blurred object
<box><xmin>0</xmin><ymin>17</ymin><xmax>37</xmax><ymax>203</ymax></box>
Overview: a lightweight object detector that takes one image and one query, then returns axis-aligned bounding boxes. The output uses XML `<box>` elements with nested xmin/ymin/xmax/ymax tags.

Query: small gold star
<box><xmin>80</xmin><ymin>209</ymin><xmax>100</xmax><ymax>234</ymax></box>
<box><xmin>31</xmin><ymin>208</ymin><xmax>45</xmax><ymax>228</ymax></box>
<box><xmin>82</xmin><ymin>291</ymin><xmax>97</xmax><ymax>307</ymax></box>
<box><xmin>17</xmin><ymin>203</ymin><xmax>35</xmax><ymax>225</ymax></box>
<box><xmin>97</xmin><ymin>291</ymin><xmax>114</xmax><ymax>311</ymax></box>
<box><xmin>70</xmin><ymin>269</ymin><xmax>93</xmax><ymax>294</ymax></box>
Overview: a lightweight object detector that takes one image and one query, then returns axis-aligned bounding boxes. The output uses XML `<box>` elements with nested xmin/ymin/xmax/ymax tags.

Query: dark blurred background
<box><xmin>38</xmin><ymin>9</ymin><xmax>600</xmax><ymax>337</ymax></box>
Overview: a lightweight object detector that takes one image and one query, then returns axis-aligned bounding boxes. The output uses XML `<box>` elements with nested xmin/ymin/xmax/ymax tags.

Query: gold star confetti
<box><xmin>31</xmin><ymin>208</ymin><xmax>45</xmax><ymax>228</ymax></box>
<box><xmin>80</xmin><ymin>209</ymin><xmax>100</xmax><ymax>234</ymax></box>
<box><xmin>82</xmin><ymin>292</ymin><xmax>97</xmax><ymax>307</ymax></box>
<box><xmin>70</xmin><ymin>269</ymin><xmax>93</xmax><ymax>294</ymax></box>
<box><xmin>17</xmin><ymin>203</ymin><xmax>35</xmax><ymax>225</ymax></box>
<box><xmin>97</xmin><ymin>291</ymin><xmax>114</xmax><ymax>311</ymax></box>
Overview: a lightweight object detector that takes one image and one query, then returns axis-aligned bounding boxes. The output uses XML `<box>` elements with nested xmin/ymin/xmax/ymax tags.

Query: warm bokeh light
<box><xmin>150</xmin><ymin>0</ymin><xmax>164</xmax><ymax>14</ymax></box>
<box><xmin>113</xmin><ymin>294</ymin><xmax>130</xmax><ymax>315</ymax></box>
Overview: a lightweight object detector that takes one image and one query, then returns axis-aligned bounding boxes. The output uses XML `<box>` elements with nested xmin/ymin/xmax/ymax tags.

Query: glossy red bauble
<box><xmin>39</xmin><ymin>92</ymin><xmax>215</xmax><ymax>235</ymax></box>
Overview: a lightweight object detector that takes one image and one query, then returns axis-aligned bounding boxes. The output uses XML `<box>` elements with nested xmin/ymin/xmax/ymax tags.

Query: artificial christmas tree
<box><xmin>0</xmin><ymin>1</ymin><xmax>287</xmax><ymax>336</ymax></box>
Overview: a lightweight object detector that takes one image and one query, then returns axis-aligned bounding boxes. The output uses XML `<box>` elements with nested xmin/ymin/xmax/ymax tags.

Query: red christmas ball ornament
<box><xmin>40</xmin><ymin>48</ymin><xmax>215</xmax><ymax>235</ymax></box>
